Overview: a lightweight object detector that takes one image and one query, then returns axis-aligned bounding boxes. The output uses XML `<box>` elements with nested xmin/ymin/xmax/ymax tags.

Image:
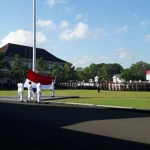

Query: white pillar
<box><xmin>33</xmin><ymin>0</ymin><xmax>36</xmax><ymax>72</ymax></box>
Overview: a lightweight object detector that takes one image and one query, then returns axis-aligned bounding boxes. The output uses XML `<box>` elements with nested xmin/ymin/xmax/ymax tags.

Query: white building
<box><xmin>0</xmin><ymin>43</ymin><xmax>68</xmax><ymax>84</ymax></box>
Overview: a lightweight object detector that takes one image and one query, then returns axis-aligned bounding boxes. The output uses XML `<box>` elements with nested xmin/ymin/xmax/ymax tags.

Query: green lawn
<box><xmin>0</xmin><ymin>89</ymin><xmax>150</xmax><ymax>109</ymax></box>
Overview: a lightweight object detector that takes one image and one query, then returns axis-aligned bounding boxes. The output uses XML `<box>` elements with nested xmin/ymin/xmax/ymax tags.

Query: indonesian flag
<box><xmin>24</xmin><ymin>70</ymin><xmax>55</xmax><ymax>90</ymax></box>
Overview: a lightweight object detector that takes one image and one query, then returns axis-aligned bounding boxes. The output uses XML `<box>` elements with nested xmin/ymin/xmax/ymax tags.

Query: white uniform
<box><xmin>51</xmin><ymin>80</ymin><xmax>55</xmax><ymax>97</ymax></box>
<box><xmin>36</xmin><ymin>82</ymin><xmax>41</xmax><ymax>103</ymax></box>
<box><xmin>28</xmin><ymin>83</ymin><xmax>32</xmax><ymax>102</ymax></box>
<box><xmin>17</xmin><ymin>82</ymin><xmax>24</xmax><ymax>102</ymax></box>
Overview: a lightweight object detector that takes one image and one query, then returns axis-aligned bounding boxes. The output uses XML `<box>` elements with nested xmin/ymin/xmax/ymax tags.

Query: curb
<box><xmin>0</xmin><ymin>97</ymin><xmax>150</xmax><ymax>114</ymax></box>
<box><xmin>43</xmin><ymin>101</ymin><xmax>150</xmax><ymax>114</ymax></box>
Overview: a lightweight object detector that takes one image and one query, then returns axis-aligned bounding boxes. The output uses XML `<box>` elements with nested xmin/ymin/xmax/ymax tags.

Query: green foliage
<box><xmin>130</xmin><ymin>61</ymin><xmax>150</xmax><ymax>81</ymax></box>
<box><xmin>89</xmin><ymin>63</ymin><xmax>98</xmax><ymax>78</ymax></box>
<box><xmin>48</xmin><ymin>64</ymin><xmax>61</xmax><ymax>80</ymax></box>
<box><xmin>2</xmin><ymin>47</ymin><xmax>150</xmax><ymax>83</ymax></box>
<box><xmin>48</xmin><ymin>63</ymin><xmax>77</xmax><ymax>82</ymax></box>
<box><xmin>62</xmin><ymin>63</ymin><xmax>76</xmax><ymax>81</ymax></box>
<box><xmin>82</xmin><ymin>67</ymin><xmax>90</xmax><ymax>81</ymax></box>
<box><xmin>0</xmin><ymin>51</ymin><xmax>5</xmax><ymax>61</ymax></box>
<box><xmin>76</xmin><ymin>69</ymin><xmax>85</xmax><ymax>81</ymax></box>
<box><xmin>77</xmin><ymin>63</ymin><xmax>123</xmax><ymax>82</ymax></box>
<box><xmin>120</xmin><ymin>68</ymin><xmax>134</xmax><ymax>81</ymax></box>
<box><xmin>36</xmin><ymin>57</ymin><xmax>48</xmax><ymax>73</ymax></box>
<box><xmin>10</xmin><ymin>54</ymin><xmax>28</xmax><ymax>82</ymax></box>
<box><xmin>0</xmin><ymin>51</ymin><xmax>10</xmax><ymax>69</ymax></box>
<box><xmin>76</xmin><ymin>61</ymin><xmax>150</xmax><ymax>82</ymax></box>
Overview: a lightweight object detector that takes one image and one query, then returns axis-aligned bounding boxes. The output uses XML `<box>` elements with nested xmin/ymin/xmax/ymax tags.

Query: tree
<box><xmin>62</xmin><ymin>63</ymin><xmax>76</xmax><ymax>82</ymax></box>
<box><xmin>76</xmin><ymin>68</ymin><xmax>85</xmax><ymax>81</ymax></box>
<box><xmin>10</xmin><ymin>54</ymin><xmax>28</xmax><ymax>82</ymax></box>
<box><xmin>111</xmin><ymin>63</ymin><xmax>123</xmax><ymax>74</ymax></box>
<box><xmin>89</xmin><ymin>63</ymin><xmax>98</xmax><ymax>79</ymax></box>
<box><xmin>83</xmin><ymin>67</ymin><xmax>90</xmax><ymax>81</ymax></box>
<box><xmin>120</xmin><ymin>68</ymin><xmax>134</xmax><ymax>81</ymax></box>
<box><xmin>77</xmin><ymin>63</ymin><xmax>124</xmax><ymax>82</ymax></box>
<box><xmin>101</xmin><ymin>64</ymin><xmax>113</xmax><ymax>81</ymax></box>
<box><xmin>48</xmin><ymin>63</ymin><xmax>77</xmax><ymax>82</ymax></box>
<box><xmin>48</xmin><ymin>63</ymin><xmax>62</xmax><ymax>81</ymax></box>
<box><xmin>0</xmin><ymin>51</ymin><xmax>10</xmax><ymax>69</ymax></box>
<box><xmin>88</xmin><ymin>63</ymin><xmax>123</xmax><ymax>82</ymax></box>
<box><xmin>130</xmin><ymin>61</ymin><xmax>150</xmax><ymax>81</ymax></box>
<box><xmin>97</xmin><ymin>63</ymin><xmax>106</xmax><ymax>81</ymax></box>
<box><xmin>36</xmin><ymin>57</ymin><xmax>48</xmax><ymax>73</ymax></box>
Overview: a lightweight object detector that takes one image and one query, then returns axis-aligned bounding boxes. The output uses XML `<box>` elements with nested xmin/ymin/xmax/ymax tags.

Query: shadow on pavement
<box><xmin>0</xmin><ymin>102</ymin><xmax>150</xmax><ymax>150</ymax></box>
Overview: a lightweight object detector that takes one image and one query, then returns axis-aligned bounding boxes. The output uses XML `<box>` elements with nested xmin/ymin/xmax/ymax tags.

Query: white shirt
<box><xmin>28</xmin><ymin>84</ymin><xmax>32</xmax><ymax>92</ymax></box>
<box><xmin>17</xmin><ymin>83</ymin><xmax>24</xmax><ymax>93</ymax></box>
<box><xmin>52</xmin><ymin>81</ymin><xmax>55</xmax><ymax>89</ymax></box>
<box><xmin>36</xmin><ymin>82</ymin><xmax>41</xmax><ymax>93</ymax></box>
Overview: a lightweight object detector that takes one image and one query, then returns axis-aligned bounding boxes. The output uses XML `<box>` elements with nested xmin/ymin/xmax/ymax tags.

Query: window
<box><xmin>49</xmin><ymin>64</ymin><xmax>52</xmax><ymax>69</ymax></box>
<box><xmin>25</xmin><ymin>63</ymin><xmax>28</xmax><ymax>67</ymax></box>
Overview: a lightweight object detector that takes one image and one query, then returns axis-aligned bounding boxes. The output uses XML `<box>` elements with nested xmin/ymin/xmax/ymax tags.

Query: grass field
<box><xmin>0</xmin><ymin>89</ymin><xmax>150</xmax><ymax>109</ymax></box>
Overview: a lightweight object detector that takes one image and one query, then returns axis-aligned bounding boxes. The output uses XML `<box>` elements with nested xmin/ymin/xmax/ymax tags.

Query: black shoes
<box><xmin>26</xmin><ymin>100</ymin><xmax>31</xmax><ymax>103</ymax></box>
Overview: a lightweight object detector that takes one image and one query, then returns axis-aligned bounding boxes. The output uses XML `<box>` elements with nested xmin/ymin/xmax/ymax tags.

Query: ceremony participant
<box><xmin>51</xmin><ymin>78</ymin><xmax>55</xmax><ymax>97</ymax></box>
<box><xmin>36</xmin><ymin>80</ymin><xmax>42</xmax><ymax>103</ymax></box>
<box><xmin>17</xmin><ymin>81</ymin><xmax>24</xmax><ymax>102</ymax></box>
<box><xmin>27</xmin><ymin>81</ymin><xmax>32</xmax><ymax>102</ymax></box>
<box><xmin>97</xmin><ymin>84</ymin><xmax>100</xmax><ymax>93</ymax></box>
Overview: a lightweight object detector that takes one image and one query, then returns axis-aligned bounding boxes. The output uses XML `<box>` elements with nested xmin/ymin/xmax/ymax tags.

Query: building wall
<box><xmin>0</xmin><ymin>57</ymin><xmax>65</xmax><ymax>85</ymax></box>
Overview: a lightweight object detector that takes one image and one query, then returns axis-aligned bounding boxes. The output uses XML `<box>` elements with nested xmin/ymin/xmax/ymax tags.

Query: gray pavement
<box><xmin>0</xmin><ymin>96</ymin><xmax>150</xmax><ymax>150</ymax></box>
<box><xmin>0</xmin><ymin>95</ymin><xmax>79</xmax><ymax>102</ymax></box>
<box><xmin>0</xmin><ymin>95</ymin><xmax>149</xmax><ymax>114</ymax></box>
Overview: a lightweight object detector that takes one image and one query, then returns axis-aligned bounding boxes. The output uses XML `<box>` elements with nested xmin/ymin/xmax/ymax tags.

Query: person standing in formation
<box><xmin>17</xmin><ymin>80</ymin><xmax>24</xmax><ymax>102</ymax></box>
<box><xmin>51</xmin><ymin>78</ymin><xmax>55</xmax><ymax>97</ymax></box>
<box><xmin>36</xmin><ymin>80</ymin><xmax>42</xmax><ymax>103</ymax></box>
<box><xmin>27</xmin><ymin>81</ymin><xmax>32</xmax><ymax>103</ymax></box>
<box><xmin>97</xmin><ymin>84</ymin><xmax>100</xmax><ymax>93</ymax></box>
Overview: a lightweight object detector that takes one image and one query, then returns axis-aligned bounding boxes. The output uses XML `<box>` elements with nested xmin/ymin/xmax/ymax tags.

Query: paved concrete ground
<box><xmin>0</xmin><ymin>95</ymin><xmax>79</xmax><ymax>102</ymax></box>
<box><xmin>0</xmin><ymin>97</ymin><xmax>150</xmax><ymax>150</ymax></box>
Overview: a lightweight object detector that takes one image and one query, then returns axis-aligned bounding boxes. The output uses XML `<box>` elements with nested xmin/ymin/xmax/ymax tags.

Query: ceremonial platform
<box><xmin>0</xmin><ymin>95</ymin><xmax>79</xmax><ymax>103</ymax></box>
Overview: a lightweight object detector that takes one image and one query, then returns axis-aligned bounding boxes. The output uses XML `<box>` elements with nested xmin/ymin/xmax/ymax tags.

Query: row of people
<box><xmin>17</xmin><ymin>79</ymin><xmax>55</xmax><ymax>103</ymax></box>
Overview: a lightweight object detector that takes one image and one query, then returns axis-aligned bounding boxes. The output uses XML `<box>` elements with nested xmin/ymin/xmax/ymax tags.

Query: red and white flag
<box><xmin>146</xmin><ymin>70</ymin><xmax>150</xmax><ymax>81</ymax></box>
<box><xmin>24</xmin><ymin>70</ymin><xmax>55</xmax><ymax>89</ymax></box>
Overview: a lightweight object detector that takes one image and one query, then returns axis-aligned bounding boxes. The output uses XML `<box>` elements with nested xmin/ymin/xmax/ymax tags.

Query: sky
<box><xmin>0</xmin><ymin>0</ymin><xmax>150</xmax><ymax>69</ymax></box>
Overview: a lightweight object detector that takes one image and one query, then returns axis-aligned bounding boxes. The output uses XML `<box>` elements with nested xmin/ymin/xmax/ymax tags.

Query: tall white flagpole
<box><xmin>33</xmin><ymin>0</ymin><xmax>36</xmax><ymax>72</ymax></box>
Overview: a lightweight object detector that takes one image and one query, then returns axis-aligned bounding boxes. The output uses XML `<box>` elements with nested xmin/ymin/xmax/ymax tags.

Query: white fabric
<box><xmin>24</xmin><ymin>79</ymin><xmax>53</xmax><ymax>89</ymax></box>
<box><xmin>28</xmin><ymin>84</ymin><xmax>32</xmax><ymax>101</ymax></box>
<box><xmin>51</xmin><ymin>80</ymin><xmax>55</xmax><ymax>96</ymax></box>
<box><xmin>17</xmin><ymin>83</ymin><xmax>24</xmax><ymax>101</ymax></box>
<box><xmin>18</xmin><ymin>83</ymin><xmax>24</xmax><ymax>93</ymax></box>
<box><xmin>36</xmin><ymin>82</ymin><xmax>42</xmax><ymax>102</ymax></box>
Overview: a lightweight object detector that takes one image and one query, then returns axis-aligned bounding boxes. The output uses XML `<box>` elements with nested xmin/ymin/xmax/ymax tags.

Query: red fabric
<box><xmin>146</xmin><ymin>70</ymin><xmax>150</xmax><ymax>75</ymax></box>
<box><xmin>27</xmin><ymin>70</ymin><xmax>55</xmax><ymax>85</ymax></box>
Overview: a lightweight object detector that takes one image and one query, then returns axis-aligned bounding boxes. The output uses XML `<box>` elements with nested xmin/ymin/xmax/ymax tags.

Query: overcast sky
<box><xmin>0</xmin><ymin>0</ymin><xmax>150</xmax><ymax>69</ymax></box>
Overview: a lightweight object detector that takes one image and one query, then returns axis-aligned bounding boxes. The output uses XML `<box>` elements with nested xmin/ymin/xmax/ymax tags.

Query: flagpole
<box><xmin>33</xmin><ymin>0</ymin><xmax>36</xmax><ymax>72</ymax></box>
